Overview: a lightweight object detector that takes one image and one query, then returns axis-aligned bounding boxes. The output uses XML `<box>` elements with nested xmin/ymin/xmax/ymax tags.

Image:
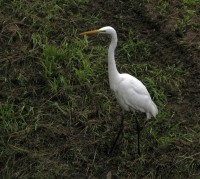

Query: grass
<box><xmin>0</xmin><ymin>0</ymin><xmax>200</xmax><ymax>178</ymax></box>
<box><xmin>148</xmin><ymin>0</ymin><xmax>200</xmax><ymax>46</ymax></box>
<box><xmin>122</xmin><ymin>30</ymin><xmax>150</xmax><ymax>61</ymax></box>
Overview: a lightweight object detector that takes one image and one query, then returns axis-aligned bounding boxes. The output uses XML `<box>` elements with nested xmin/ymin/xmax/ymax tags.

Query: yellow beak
<box><xmin>80</xmin><ymin>29</ymin><xmax>100</xmax><ymax>35</ymax></box>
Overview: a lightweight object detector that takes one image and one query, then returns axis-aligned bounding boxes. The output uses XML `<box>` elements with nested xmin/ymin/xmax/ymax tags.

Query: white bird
<box><xmin>80</xmin><ymin>26</ymin><xmax>158</xmax><ymax>155</ymax></box>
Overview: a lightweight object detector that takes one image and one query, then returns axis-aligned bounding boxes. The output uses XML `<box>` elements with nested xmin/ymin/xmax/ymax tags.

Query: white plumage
<box><xmin>81</xmin><ymin>26</ymin><xmax>158</xmax><ymax>154</ymax></box>
<box><xmin>113</xmin><ymin>73</ymin><xmax>158</xmax><ymax>119</ymax></box>
<box><xmin>91</xmin><ymin>26</ymin><xmax>158</xmax><ymax>119</ymax></box>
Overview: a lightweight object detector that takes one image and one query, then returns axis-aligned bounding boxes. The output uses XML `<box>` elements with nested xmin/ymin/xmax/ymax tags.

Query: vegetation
<box><xmin>0</xmin><ymin>0</ymin><xmax>199</xmax><ymax>178</ymax></box>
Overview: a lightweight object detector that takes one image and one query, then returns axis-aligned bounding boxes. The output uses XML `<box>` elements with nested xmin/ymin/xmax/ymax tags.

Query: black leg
<box><xmin>109</xmin><ymin>114</ymin><xmax>124</xmax><ymax>155</ymax></box>
<box><xmin>135</xmin><ymin>118</ymin><xmax>141</xmax><ymax>155</ymax></box>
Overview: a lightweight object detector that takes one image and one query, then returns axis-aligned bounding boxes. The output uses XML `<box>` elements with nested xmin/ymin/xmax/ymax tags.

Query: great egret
<box><xmin>80</xmin><ymin>26</ymin><xmax>158</xmax><ymax>155</ymax></box>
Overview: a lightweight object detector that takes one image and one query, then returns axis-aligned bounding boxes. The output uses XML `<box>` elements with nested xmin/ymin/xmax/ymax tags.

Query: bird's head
<box><xmin>80</xmin><ymin>26</ymin><xmax>116</xmax><ymax>36</ymax></box>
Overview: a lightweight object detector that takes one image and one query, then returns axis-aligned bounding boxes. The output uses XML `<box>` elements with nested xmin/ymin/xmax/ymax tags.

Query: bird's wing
<box><xmin>115</xmin><ymin>74</ymin><xmax>152</xmax><ymax>113</ymax></box>
<box><xmin>120</xmin><ymin>74</ymin><xmax>150</xmax><ymax>96</ymax></box>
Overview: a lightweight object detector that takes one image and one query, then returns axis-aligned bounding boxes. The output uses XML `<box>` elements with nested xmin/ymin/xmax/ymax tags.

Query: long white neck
<box><xmin>108</xmin><ymin>32</ymin><xmax>120</xmax><ymax>90</ymax></box>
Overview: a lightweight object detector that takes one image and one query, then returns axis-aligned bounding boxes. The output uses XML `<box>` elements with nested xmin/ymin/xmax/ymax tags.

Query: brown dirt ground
<box><xmin>0</xmin><ymin>0</ymin><xmax>200</xmax><ymax>178</ymax></box>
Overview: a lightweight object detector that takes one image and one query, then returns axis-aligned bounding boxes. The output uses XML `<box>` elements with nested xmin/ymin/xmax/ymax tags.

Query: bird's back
<box><xmin>112</xmin><ymin>73</ymin><xmax>158</xmax><ymax>119</ymax></box>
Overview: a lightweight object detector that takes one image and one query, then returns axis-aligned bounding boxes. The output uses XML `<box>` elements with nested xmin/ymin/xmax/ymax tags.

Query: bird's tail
<box><xmin>147</xmin><ymin>101</ymin><xmax>158</xmax><ymax>119</ymax></box>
